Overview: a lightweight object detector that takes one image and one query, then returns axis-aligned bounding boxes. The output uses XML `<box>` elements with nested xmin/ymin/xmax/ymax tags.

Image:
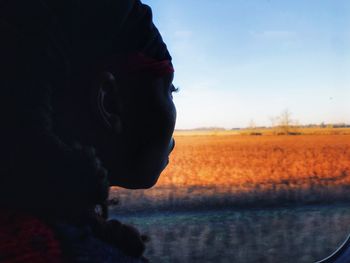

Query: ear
<box><xmin>90</xmin><ymin>71</ymin><xmax>122</xmax><ymax>133</ymax></box>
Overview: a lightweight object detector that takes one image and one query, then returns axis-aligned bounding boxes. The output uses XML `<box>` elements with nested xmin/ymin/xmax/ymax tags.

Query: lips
<box><xmin>163</xmin><ymin>139</ymin><xmax>175</xmax><ymax>167</ymax></box>
<box><xmin>168</xmin><ymin>138</ymin><xmax>175</xmax><ymax>155</ymax></box>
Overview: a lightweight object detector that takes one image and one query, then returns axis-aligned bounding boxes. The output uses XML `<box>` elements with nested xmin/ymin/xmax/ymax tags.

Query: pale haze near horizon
<box><xmin>144</xmin><ymin>0</ymin><xmax>350</xmax><ymax>129</ymax></box>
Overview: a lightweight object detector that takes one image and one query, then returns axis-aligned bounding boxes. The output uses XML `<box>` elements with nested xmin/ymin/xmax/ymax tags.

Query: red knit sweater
<box><xmin>0</xmin><ymin>211</ymin><xmax>63</xmax><ymax>263</ymax></box>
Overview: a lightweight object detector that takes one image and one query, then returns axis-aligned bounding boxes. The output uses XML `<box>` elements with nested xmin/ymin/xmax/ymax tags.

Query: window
<box><xmin>111</xmin><ymin>1</ymin><xmax>350</xmax><ymax>262</ymax></box>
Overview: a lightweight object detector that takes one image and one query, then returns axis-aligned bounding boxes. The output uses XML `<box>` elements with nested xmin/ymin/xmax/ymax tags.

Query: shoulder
<box><xmin>0</xmin><ymin>211</ymin><xmax>63</xmax><ymax>263</ymax></box>
<box><xmin>0</xmin><ymin>212</ymin><xmax>146</xmax><ymax>263</ymax></box>
<box><xmin>53</xmin><ymin>222</ymin><xmax>147</xmax><ymax>263</ymax></box>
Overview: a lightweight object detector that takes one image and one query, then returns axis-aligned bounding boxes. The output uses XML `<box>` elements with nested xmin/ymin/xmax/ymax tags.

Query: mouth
<box><xmin>163</xmin><ymin>139</ymin><xmax>175</xmax><ymax>168</ymax></box>
<box><xmin>169</xmin><ymin>138</ymin><xmax>175</xmax><ymax>154</ymax></box>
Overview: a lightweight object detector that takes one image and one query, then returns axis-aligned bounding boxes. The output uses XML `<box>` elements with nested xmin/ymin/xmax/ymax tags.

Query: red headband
<box><xmin>100</xmin><ymin>52</ymin><xmax>174</xmax><ymax>79</ymax></box>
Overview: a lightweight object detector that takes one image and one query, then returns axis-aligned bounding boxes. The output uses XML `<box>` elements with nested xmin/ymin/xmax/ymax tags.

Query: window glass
<box><xmin>110</xmin><ymin>1</ymin><xmax>350</xmax><ymax>262</ymax></box>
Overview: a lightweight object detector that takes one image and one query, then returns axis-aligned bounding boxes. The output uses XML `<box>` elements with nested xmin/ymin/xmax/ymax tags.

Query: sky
<box><xmin>143</xmin><ymin>0</ymin><xmax>350</xmax><ymax>129</ymax></box>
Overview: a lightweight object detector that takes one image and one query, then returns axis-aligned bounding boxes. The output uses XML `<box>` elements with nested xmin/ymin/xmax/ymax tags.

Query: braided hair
<box><xmin>0</xmin><ymin>0</ymin><xmax>170</xmax><ymax>260</ymax></box>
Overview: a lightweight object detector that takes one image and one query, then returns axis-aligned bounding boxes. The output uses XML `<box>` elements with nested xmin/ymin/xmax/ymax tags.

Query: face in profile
<box><xmin>93</xmin><ymin>71</ymin><xmax>177</xmax><ymax>189</ymax></box>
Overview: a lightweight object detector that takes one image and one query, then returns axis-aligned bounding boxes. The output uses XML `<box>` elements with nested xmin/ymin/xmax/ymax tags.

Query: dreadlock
<box><xmin>0</xmin><ymin>0</ymin><xmax>149</xmax><ymax>259</ymax></box>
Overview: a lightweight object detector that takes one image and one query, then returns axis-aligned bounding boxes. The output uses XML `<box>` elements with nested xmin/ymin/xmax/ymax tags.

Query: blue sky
<box><xmin>143</xmin><ymin>0</ymin><xmax>350</xmax><ymax>129</ymax></box>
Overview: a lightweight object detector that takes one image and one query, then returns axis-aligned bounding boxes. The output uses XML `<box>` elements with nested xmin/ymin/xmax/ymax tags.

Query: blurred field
<box><xmin>113</xmin><ymin>205</ymin><xmax>350</xmax><ymax>263</ymax></box>
<box><xmin>109</xmin><ymin>133</ymin><xmax>350</xmax><ymax>262</ymax></box>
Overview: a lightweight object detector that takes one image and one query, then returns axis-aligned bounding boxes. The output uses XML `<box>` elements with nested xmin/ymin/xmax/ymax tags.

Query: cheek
<box><xmin>163</xmin><ymin>103</ymin><xmax>176</xmax><ymax>142</ymax></box>
<box><xmin>152</xmin><ymin>87</ymin><xmax>177</xmax><ymax>128</ymax></box>
<box><xmin>136</xmin><ymin>92</ymin><xmax>176</xmax><ymax>132</ymax></box>
<box><xmin>120</xmin><ymin>83</ymin><xmax>176</xmax><ymax>154</ymax></box>
<box><xmin>149</xmin><ymin>98</ymin><xmax>176</xmax><ymax>142</ymax></box>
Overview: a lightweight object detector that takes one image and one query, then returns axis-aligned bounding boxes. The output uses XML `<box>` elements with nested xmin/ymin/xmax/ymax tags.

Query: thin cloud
<box><xmin>174</xmin><ymin>30</ymin><xmax>193</xmax><ymax>39</ymax></box>
<box><xmin>250</xmin><ymin>30</ymin><xmax>297</xmax><ymax>40</ymax></box>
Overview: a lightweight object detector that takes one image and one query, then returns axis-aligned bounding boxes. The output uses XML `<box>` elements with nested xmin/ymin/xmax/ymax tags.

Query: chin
<box><xmin>139</xmin><ymin>171</ymin><xmax>162</xmax><ymax>189</ymax></box>
<box><xmin>109</xmin><ymin>171</ymin><xmax>161</xmax><ymax>189</ymax></box>
<box><xmin>137</xmin><ymin>179</ymin><xmax>158</xmax><ymax>189</ymax></box>
<box><xmin>129</xmin><ymin>159</ymin><xmax>169</xmax><ymax>189</ymax></box>
<box><xmin>107</xmin><ymin>155</ymin><xmax>168</xmax><ymax>189</ymax></box>
<box><xmin>121</xmin><ymin>178</ymin><xmax>159</xmax><ymax>189</ymax></box>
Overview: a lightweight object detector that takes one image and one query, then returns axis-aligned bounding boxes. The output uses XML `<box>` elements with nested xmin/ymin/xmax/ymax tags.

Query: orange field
<box><xmin>111</xmin><ymin>134</ymin><xmax>350</xmax><ymax>210</ymax></box>
<box><xmin>160</xmin><ymin>134</ymin><xmax>350</xmax><ymax>188</ymax></box>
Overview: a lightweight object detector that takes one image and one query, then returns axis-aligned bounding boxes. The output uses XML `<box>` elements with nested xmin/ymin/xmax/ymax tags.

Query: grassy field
<box><xmin>109</xmin><ymin>133</ymin><xmax>350</xmax><ymax>262</ymax></box>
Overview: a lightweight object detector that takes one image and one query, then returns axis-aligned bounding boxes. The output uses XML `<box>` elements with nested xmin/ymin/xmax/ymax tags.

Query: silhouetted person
<box><xmin>0</xmin><ymin>0</ymin><xmax>176</xmax><ymax>262</ymax></box>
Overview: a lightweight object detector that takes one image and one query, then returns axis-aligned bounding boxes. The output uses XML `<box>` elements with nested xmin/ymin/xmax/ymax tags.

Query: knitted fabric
<box><xmin>52</xmin><ymin>222</ymin><xmax>148</xmax><ymax>263</ymax></box>
<box><xmin>0</xmin><ymin>211</ymin><xmax>63</xmax><ymax>263</ymax></box>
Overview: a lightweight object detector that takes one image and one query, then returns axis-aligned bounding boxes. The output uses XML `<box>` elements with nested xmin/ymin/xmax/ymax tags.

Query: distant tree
<box><xmin>249</xmin><ymin>119</ymin><xmax>256</xmax><ymax>130</ymax></box>
<box><xmin>276</xmin><ymin>109</ymin><xmax>299</xmax><ymax>135</ymax></box>
<box><xmin>268</xmin><ymin>116</ymin><xmax>276</xmax><ymax>134</ymax></box>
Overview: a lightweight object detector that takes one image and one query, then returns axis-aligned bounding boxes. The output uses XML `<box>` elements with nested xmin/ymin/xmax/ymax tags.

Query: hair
<box><xmin>0</xmin><ymin>0</ymin><xmax>108</xmax><ymax>218</ymax></box>
<box><xmin>0</xmin><ymin>0</ymin><xmax>149</xmax><ymax>259</ymax></box>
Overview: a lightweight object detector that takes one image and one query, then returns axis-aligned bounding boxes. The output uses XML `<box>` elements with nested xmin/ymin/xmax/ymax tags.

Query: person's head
<box><xmin>0</xmin><ymin>0</ymin><xmax>176</xmax><ymax>214</ymax></box>
<box><xmin>55</xmin><ymin>53</ymin><xmax>177</xmax><ymax>189</ymax></box>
